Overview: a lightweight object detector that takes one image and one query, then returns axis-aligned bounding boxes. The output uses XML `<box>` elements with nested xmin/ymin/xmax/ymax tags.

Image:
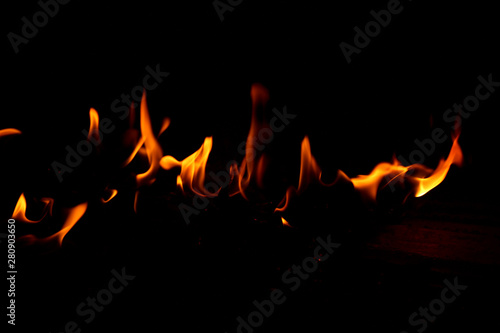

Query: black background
<box><xmin>2</xmin><ymin>0</ymin><xmax>500</xmax><ymax>332</ymax></box>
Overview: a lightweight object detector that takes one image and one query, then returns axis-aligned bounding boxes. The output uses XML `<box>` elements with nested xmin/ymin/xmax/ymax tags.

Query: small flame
<box><xmin>101</xmin><ymin>189</ymin><xmax>118</xmax><ymax>203</ymax></box>
<box><xmin>275</xmin><ymin>136</ymin><xmax>335</xmax><ymax>213</ymax></box>
<box><xmin>136</xmin><ymin>92</ymin><xmax>163</xmax><ymax>187</ymax></box>
<box><xmin>160</xmin><ymin>137</ymin><xmax>217</xmax><ymax>197</ymax></box>
<box><xmin>50</xmin><ymin>202</ymin><xmax>88</xmax><ymax>246</ymax></box>
<box><xmin>281</xmin><ymin>217</ymin><xmax>292</xmax><ymax>228</ymax></box>
<box><xmin>0</xmin><ymin>128</ymin><xmax>22</xmax><ymax>137</ymax></box>
<box><xmin>88</xmin><ymin>108</ymin><xmax>100</xmax><ymax>141</ymax></box>
<box><xmin>19</xmin><ymin>202</ymin><xmax>88</xmax><ymax>247</ymax></box>
<box><xmin>12</xmin><ymin>193</ymin><xmax>53</xmax><ymax>223</ymax></box>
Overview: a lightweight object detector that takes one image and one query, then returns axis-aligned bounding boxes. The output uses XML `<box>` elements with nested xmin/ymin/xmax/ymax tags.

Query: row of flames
<box><xmin>1</xmin><ymin>84</ymin><xmax>463</xmax><ymax>248</ymax></box>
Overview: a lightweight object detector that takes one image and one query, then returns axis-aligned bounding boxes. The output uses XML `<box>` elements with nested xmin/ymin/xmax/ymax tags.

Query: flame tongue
<box><xmin>232</xmin><ymin>83</ymin><xmax>270</xmax><ymax>199</ymax></box>
<box><xmin>12</xmin><ymin>193</ymin><xmax>53</xmax><ymax>223</ymax></box>
<box><xmin>136</xmin><ymin>92</ymin><xmax>163</xmax><ymax>187</ymax></box>
<box><xmin>87</xmin><ymin>108</ymin><xmax>100</xmax><ymax>141</ymax></box>
<box><xmin>160</xmin><ymin>137</ymin><xmax>216</xmax><ymax>197</ymax></box>
<box><xmin>348</xmin><ymin>134</ymin><xmax>463</xmax><ymax>201</ymax></box>
<box><xmin>412</xmin><ymin>135</ymin><xmax>463</xmax><ymax>197</ymax></box>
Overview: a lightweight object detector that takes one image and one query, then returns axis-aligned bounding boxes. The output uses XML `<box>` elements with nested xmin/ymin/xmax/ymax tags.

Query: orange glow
<box><xmin>101</xmin><ymin>189</ymin><xmax>118</xmax><ymax>203</ymax></box>
<box><xmin>160</xmin><ymin>137</ymin><xmax>217</xmax><ymax>197</ymax></box>
<box><xmin>231</xmin><ymin>83</ymin><xmax>270</xmax><ymax>200</ymax></box>
<box><xmin>0</xmin><ymin>128</ymin><xmax>21</xmax><ymax>137</ymax></box>
<box><xmin>88</xmin><ymin>108</ymin><xmax>100</xmax><ymax>141</ymax></box>
<box><xmin>136</xmin><ymin>92</ymin><xmax>163</xmax><ymax>187</ymax></box>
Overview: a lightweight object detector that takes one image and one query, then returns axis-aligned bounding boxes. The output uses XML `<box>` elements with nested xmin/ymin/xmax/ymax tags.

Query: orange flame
<box><xmin>0</xmin><ymin>128</ymin><xmax>21</xmax><ymax>137</ymax></box>
<box><xmin>49</xmin><ymin>202</ymin><xmax>88</xmax><ymax>246</ymax></box>
<box><xmin>160</xmin><ymin>137</ymin><xmax>217</xmax><ymax>197</ymax></box>
<box><xmin>413</xmin><ymin>135</ymin><xmax>463</xmax><ymax>197</ymax></box>
<box><xmin>231</xmin><ymin>83</ymin><xmax>270</xmax><ymax>200</ymax></box>
<box><xmin>19</xmin><ymin>202</ymin><xmax>88</xmax><ymax>247</ymax></box>
<box><xmin>136</xmin><ymin>92</ymin><xmax>163</xmax><ymax>187</ymax></box>
<box><xmin>12</xmin><ymin>193</ymin><xmax>53</xmax><ymax>223</ymax></box>
<box><xmin>101</xmin><ymin>189</ymin><xmax>118</xmax><ymax>203</ymax></box>
<box><xmin>348</xmin><ymin>134</ymin><xmax>463</xmax><ymax>201</ymax></box>
<box><xmin>276</xmin><ymin>136</ymin><xmax>336</xmax><ymax>213</ymax></box>
<box><xmin>88</xmin><ymin>108</ymin><xmax>100</xmax><ymax>141</ymax></box>
<box><xmin>281</xmin><ymin>217</ymin><xmax>292</xmax><ymax>228</ymax></box>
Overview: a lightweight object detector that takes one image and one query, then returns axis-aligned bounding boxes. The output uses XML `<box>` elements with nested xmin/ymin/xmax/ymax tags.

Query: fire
<box><xmin>231</xmin><ymin>83</ymin><xmax>270</xmax><ymax>200</ymax></box>
<box><xmin>348</xmin><ymin>134</ymin><xmax>463</xmax><ymax>201</ymax></box>
<box><xmin>160</xmin><ymin>137</ymin><xmax>217</xmax><ymax>197</ymax></box>
<box><xmin>412</xmin><ymin>135</ymin><xmax>463</xmax><ymax>197</ymax></box>
<box><xmin>281</xmin><ymin>217</ymin><xmax>292</xmax><ymax>228</ymax></box>
<box><xmin>12</xmin><ymin>193</ymin><xmax>53</xmax><ymax>223</ymax></box>
<box><xmin>18</xmin><ymin>202</ymin><xmax>88</xmax><ymax>247</ymax></box>
<box><xmin>0</xmin><ymin>128</ymin><xmax>21</xmax><ymax>137</ymax></box>
<box><xmin>101</xmin><ymin>188</ymin><xmax>118</xmax><ymax>203</ymax></box>
<box><xmin>88</xmin><ymin>108</ymin><xmax>100</xmax><ymax>141</ymax></box>
<box><xmin>136</xmin><ymin>92</ymin><xmax>164</xmax><ymax>187</ymax></box>
<box><xmin>276</xmin><ymin>136</ymin><xmax>336</xmax><ymax>213</ymax></box>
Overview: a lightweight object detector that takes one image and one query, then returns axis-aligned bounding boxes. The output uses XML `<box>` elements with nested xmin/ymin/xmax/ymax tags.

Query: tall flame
<box><xmin>160</xmin><ymin>137</ymin><xmax>216</xmax><ymax>197</ymax></box>
<box><xmin>136</xmin><ymin>92</ymin><xmax>163</xmax><ymax>187</ymax></box>
<box><xmin>88</xmin><ymin>108</ymin><xmax>100</xmax><ymax>141</ymax></box>
<box><xmin>231</xmin><ymin>83</ymin><xmax>270</xmax><ymax>200</ymax></box>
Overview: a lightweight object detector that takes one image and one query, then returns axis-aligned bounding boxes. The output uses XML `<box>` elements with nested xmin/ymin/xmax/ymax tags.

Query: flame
<box><xmin>136</xmin><ymin>92</ymin><xmax>163</xmax><ymax>187</ymax></box>
<box><xmin>12</xmin><ymin>193</ymin><xmax>53</xmax><ymax>223</ymax></box>
<box><xmin>18</xmin><ymin>202</ymin><xmax>88</xmax><ymax>247</ymax></box>
<box><xmin>275</xmin><ymin>136</ymin><xmax>335</xmax><ymax>213</ymax></box>
<box><xmin>88</xmin><ymin>108</ymin><xmax>100</xmax><ymax>141</ymax></box>
<box><xmin>348</xmin><ymin>134</ymin><xmax>463</xmax><ymax>201</ymax></box>
<box><xmin>160</xmin><ymin>137</ymin><xmax>217</xmax><ymax>197</ymax></box>
<box><xmin>159</xmin><ymin>117</ymin><xmax>171</xmax><ymax>136</ymax></box>
<box><xmin>231</xmin><ymin>83</ymin><xmax>270</xmax><ymax>199</ymax></box>
<box><xmin>101</xmin><ymin>189</ymin><xmax>118</xmax><ymax>203</ymax></box>
<box><xmin>49</xmin><ymin>202</ymin><xmax>88</xmax><ymax>246</ymax></box>
<box><xmin>412</xmin><ymin>135</ymin><xmax>463</xmax><ymax>197</ymax></box>
<box><xmin>281</xmin><ymin>217</ymin><xmax>292</xmax><ymax>228</ymax></box>
<box><xmin>0</xmin><ymin>128</ymin><xmax>21</xmax><ymax>137</ymax></box>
